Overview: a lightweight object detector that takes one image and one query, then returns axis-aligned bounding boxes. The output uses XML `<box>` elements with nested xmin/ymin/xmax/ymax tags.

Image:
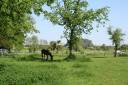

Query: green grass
<box><xmin>0</xmin><ymin>53</ymin><xmax>128</xmax><ymax>85</ymax></box>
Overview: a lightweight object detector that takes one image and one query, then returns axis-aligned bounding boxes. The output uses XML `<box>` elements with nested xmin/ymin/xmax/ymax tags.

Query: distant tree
<box><xmin>57</xmin><ymin>40</ymin><xmax>61</xmax><ymax>45</ymax></box>
<box><xmin>38</xmin><ymin>39</ymin><xmax>48</xmax><ymax>50</ymax></box>
<box><xmin>44</xmin><ymin>0</ymin><xmax>109</xmax><ymax>59</ymax></box>
<box><xmin>120</xmin><ymin>44</ymin><xmax>128</xmax><ymax>52</ymax></box>
<box><xmin>40</xmin><ymin>39</ymin><xmax>48</xmax><ymax>45</ymax></box>
<box><xmin>49</xmin><ymin>40</ymin><xmax>63</xmax><ymax>53</ymax></box>
<box><xmin>25</xmin><ymin>37</ymin><xmax>32</xmax><ymax>46</ymax></box>
<box><xmin>30</xmin><ymin>35</ymin><xmax>39</xmax><ymax>53</ymax></box>
<box><xmin>108</xmin><ymin>26</ymin><xmax>125</xmax><ymax>57</ymax></box>
<box><xmin>65</xmin><ymin>38</ymin><xmax>93</xmax><ymax>51</ymax></box>
<box><xmin>81</xmin><ymin>39</ymin><xmax>93</xmax><ymax>49</ymax></box>
<box><xmin>56</xmin><ymin>40</ymin><xmax>61</xmax><ymax>52</ymax></box>
<box><xmin>101</xmin><ymin>44</ymin><xmax>108</xmax><ymax>56</ymax></box>
<box><xmin>24</xmin><ymin>36</ymin><xmax>32</xmax><ymax>52</ymax></box>
<box><xmin>101</xmin><ymin>44</ymin><xmax>106</xmax><ymax>50</ymax></box>
<box><xmin>50</xmin><ymin>41</ymin><xmax>57</xmax><ymax>51</ymax></box>
<box><xmin>25</xmin><ymin>35</ymin><xmax>39</xmax><ymax>53</ymax></box>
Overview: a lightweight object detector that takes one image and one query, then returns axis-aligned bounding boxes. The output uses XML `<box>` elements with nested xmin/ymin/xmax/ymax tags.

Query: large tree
<box><xmin>0</xmin><ymin>0</ymin><xmax>54</xmax><ymax>51</ymax></box>
<box><xmin>108</xmin><ymin>26</ymin><xmax>125</xmax><ymax>57</ymax></box>
<box><xmin>0</xmin><ymin>14</ymin><xmax>36</xmax><ymax>51</ymax></box>
<box><xmin>43</xmin><ymin>0</ymin><xmax>109</xmax><ymax>58</ymax></box>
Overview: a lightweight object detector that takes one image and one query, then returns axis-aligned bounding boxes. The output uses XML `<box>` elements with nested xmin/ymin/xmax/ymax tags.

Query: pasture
<box><xmin>0</xmin><ymin>50</ymin><xmax>128</xmax><ymax>85</ymax></box>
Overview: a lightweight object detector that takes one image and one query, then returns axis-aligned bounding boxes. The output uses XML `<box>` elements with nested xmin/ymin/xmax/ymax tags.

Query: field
<box><xmin>0</xmin><ymin>50</ymin><xmax>128</xmax><ymax>85</ymax></box>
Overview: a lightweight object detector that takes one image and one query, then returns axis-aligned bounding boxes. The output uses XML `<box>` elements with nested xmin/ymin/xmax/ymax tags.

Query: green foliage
<box><xmin>50</xmin><ymin>41</ymin><xmax>57</xmax><ymax>51</ymax></box>
<box><xmin>120</xmin><ymin>44</ymin><xmax>128</xmax><ymax>51</ymax></box>
<box><xmin>0</xmin><ymin>0</ymin><xmax>54</xmax><ymax>50</ymax></box>
<box><xmin>49</xmin><ymin>40</ymin><xmax>63</xmax><ymax>52</ymax></box>
<box><xmin>101</xmin><ymin>44</ymin><xmax>108</xmax><ymax>51</ymax></box>
<box><xmin>30</xmin><ymin>35</ymin><xmax>39</xmax><ymax>52</ymax></box>
<box><xmin>108</xmin><ymin>26</ymin><xmax>124</xmax><ymax>46</ymax></box>
<box><xmin>43</xmin><ymin>0</ymin><xmax>109</xmax><ymax>57</ymax></box>
<box><xmin>81</xmin><ymin>38</ymin><xmax>93</xmax><ymax>49</ymax></box>
<box><xmin>0</xmin><ymin>14</ymin><xmax>35</xmax><ymax>50</ymax></box>
<box><xmin>108</xmin><ymin>26</ymin><xmax>125</xmax><ymax>57</ymax></box>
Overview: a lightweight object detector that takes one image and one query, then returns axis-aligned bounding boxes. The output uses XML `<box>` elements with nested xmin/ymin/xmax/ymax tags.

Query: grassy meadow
<box><xmin>0</xmin><ymin>50</ymin><xmax>128</xmax><ymax>85</ymax></box>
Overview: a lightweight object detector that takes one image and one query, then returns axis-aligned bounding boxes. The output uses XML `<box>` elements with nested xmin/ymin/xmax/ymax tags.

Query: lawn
<box><xmin>0</xmin><ymin>53</ymin><xmax>128</xmax><ymax>85</ymax></box>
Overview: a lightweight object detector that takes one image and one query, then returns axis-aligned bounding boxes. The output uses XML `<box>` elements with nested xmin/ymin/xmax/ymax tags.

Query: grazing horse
<box><xmin>41</xmin><ymin>49</ymin><xmax>53</xmax><ymax>61</ymax></box>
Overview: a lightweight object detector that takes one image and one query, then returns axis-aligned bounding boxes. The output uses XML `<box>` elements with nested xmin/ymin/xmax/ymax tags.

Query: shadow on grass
<box><xmin>118</xmin><ymin>55</ymin><xmax>128</xmax><ymax>57</ymax></box>
<box><xmin>0</xmin><ymin>53</ymin><xmax>92</xmax><ymax>63</ymax></box>
<box><xmin>63</xmin><ymin>54</ymin><xmax>92</xmax><ymax>62</ymax></box>
<box><xmin>15</xmin><ymin>56</ymin><xmax>41</xmax><ymax>62</ymax></box>
<box><xmin>13</xmin><ymin>54</ymin><xmax>64</xmax><ymax>62</ymax></box>
<box><xmin>92</xmin><ymin>56</ymin><xmax>107</xmax><ymax>58</ymax></box>
<box><xmin>41</xmin><ymin>59</ymin><xmax>63</xmax><ymax>63</ymax></box>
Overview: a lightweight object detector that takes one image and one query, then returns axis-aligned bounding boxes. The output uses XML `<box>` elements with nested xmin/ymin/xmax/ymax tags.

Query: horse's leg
<box><xmin>42</xmin><ymin>53</ymin><xmax>44</xmax><ymax>60</ymax></box>
<box><xmin>43</xmin><ymin>54</ymin><xmax>45</xmax><ymax>60</ymax></box>
<box><xmin>44</xmin><ymin>54</ymin><xmax>46</xmax><ymax>60</ymax></box>
<box><xmin>41</xmin><ymin>53</ymin><xmax>43</xmax><ymax>60</ymax></box>
<box><xmin>46</xmin><ymin>55</ymin><xmax>48</xmax><ymax>61</ymax></box>
<box><xmin>42</xmin><ymin>54</ymin><xmax>43</xmax><ymax>60</ymax></box>
<box><xmin>51</xmin><ymin>56</ymin><xmax>53</xmax><ymax>61</ymax></box>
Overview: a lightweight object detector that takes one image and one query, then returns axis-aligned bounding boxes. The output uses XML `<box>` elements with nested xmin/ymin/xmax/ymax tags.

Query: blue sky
<box><xmin>32</xmin><ymin>0</ymin><xmax>128</xmax><ymax>45</ymax></box>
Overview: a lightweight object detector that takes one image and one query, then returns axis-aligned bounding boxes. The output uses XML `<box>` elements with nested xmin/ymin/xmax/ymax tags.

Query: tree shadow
<box><xmin>92</xmin><ymin>56</ymin><xmax>107</xmax><ymax>58</ymax></box>
<box><xmin>43</xmin><ymin>59</ymin><xmax>63</xmax><ymax>62</ymax></box>
<box><xmin>13</xmin><ymin>54</ymin><xmax>64</xmax><ymax>62</ymax></box>
<box><xmin>1</xmin><ymin>54</ymin><xmax>93</xmax><ymax>63</ymax></box>
<box><xmin>15</xmin><ymin>56</ymin><xmax>42</xmax><ymax>62</ymax></box>
<box><xmin>118</xmin><ymin>55</ymin><xmax>128</xmax><ymax>57</ymax></box>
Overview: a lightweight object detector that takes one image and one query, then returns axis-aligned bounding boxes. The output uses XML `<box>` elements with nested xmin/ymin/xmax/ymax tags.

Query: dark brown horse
<box><xmin>41</xmin><ymin>49</ymin><xmax>53</xmax><ymax>61</ymax></box>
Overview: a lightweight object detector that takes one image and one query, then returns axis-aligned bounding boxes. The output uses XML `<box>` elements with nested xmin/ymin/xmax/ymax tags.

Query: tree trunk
<box><xmin>114</xmin><ymin>44</ymin><xmax>118</xmax><ymax>57</ymax></box>
<box><xmin>69</xmin><ymin>29</ymin><xmax>74</xmax><ymax>57</ymax></box>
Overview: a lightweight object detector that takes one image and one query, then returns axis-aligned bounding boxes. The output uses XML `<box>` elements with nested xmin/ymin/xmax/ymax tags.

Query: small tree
<box><xmin>25</xmin><ymin>35</ymin><xmax>39</xmax><ymax>53</ymax></box>
<box><xmin>120</xmin><ymin>44</ymin><xmax>128</xmax><ymax>52</ymax></box>
<box><xmin>81</xmin><ymin>39</ymin><xmax>93</xmax><ymax>49</ymax></box>
<box><xmin>31</xmin><ymin>35</ymin><xmax>39</xmax><ymax>53</ymax></box>
<box><xmin>56</xmin><ymin>40</ymin><xmax>61</xmax><ymax>52</ymax></box>
<box><xmin>108</xmin><ymin>26</ymin><xmax>125</xmax><ymax>57</ymax></box>
<box><xmin>44</xmin><ymin>0</ymin><xmax>109</xmax><ymax>59</ymax></box>
<box><xmin>50</xmin><ymin>41</ymin><xmax>57</xmax><ymax>51</ymax></box>
<box><xmin>101</xmin><ymin>44</ymin><xmax>108</xmax><ymax>56</ymax></box>
<box><xmin>50</xmin><ymin>40</ymin><xmax>62</xmax><ymax>53</ymax></box>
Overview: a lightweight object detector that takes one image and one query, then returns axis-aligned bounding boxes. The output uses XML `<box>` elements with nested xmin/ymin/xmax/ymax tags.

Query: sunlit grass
<box><xmin>0</xmin><ymin>51</ymin><xmax>128</xmax><ymax>85</ymax></box>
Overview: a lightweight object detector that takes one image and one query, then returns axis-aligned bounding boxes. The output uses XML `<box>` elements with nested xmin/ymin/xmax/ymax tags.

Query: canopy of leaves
<box><xmin>108</xmin><ymin>26</ymin><xmax>125</xmax><ymax>46</ymax></box>
<box><xmin>43</xmin><ymin>0</ymin><xmax>109</xmax><ymax>56</ymax></box>
<box><xmin>44</xmin><ymin>0</ymin><xmax>109</xmax><ymax>34</ymax></box>
<box><xmin>0</xmin><ymin>0</ymin><xmax>54</xmax><ymax>49</ymax></box>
